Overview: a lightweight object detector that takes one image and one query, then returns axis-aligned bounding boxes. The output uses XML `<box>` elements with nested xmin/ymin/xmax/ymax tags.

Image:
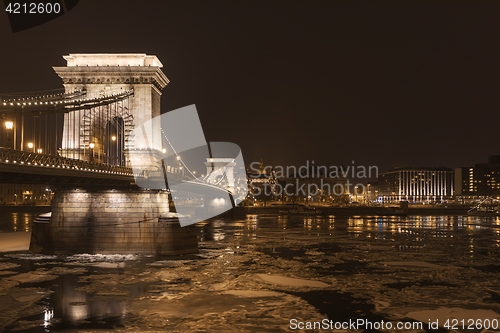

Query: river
<box><xmin>0</xmin><ymin>210</ymin><xmax>499</xmax><ymax>332</ymax></box>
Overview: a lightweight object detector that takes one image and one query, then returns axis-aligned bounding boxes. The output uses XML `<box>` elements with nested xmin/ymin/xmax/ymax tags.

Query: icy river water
<box><xmin>1</xmin><ymin>213</ymin><xmax>500</xmax><ymax>332</ymax></box>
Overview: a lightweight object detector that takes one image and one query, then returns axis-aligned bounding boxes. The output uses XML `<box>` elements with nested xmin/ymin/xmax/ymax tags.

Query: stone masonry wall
<box><xmin>31</xmin><ymin>189</ymin><xmax>198</xmax><ymax>255</ymax></box>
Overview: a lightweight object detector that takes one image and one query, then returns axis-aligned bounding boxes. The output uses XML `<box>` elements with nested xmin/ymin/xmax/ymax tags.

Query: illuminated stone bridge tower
<box><xmin>53</xmin><ymin>53</ymin><xmax>169</xmax><ymax>167</ymax></box>
<box><xmin>29</xmin><ymin>54</ymin><xmax>199</xmax><ymax>256</ymax></box>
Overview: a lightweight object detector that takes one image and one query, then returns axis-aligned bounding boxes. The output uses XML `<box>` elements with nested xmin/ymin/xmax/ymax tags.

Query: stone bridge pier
<box><xmin>30</xmin><ymin>188</ymin><xmax>198</xmax><ymax>255</ymax></box>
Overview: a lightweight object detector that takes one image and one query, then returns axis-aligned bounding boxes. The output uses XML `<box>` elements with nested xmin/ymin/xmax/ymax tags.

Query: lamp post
<box><xmin>176</xmin><ymin>155</ymin><xmax>182</xmax><ymax>175</ymax></box>
<box><xmin>111</xmin><ymin>135</ymin><xmax>117</xmax><ymax>165</ymax></box>
<box><xmin>160</xmin><ymin>148</ymin><xmax>168</xmax><ymax>172</ymax></box>
<box><xmin>89</xmin><ymin>142</ymin><xmax>95</xmax><ymax>163</ymax></box>
<box><xmin>5</xmin><ymin>121</ymin><xmax>13</xmax><ymax>149</ymax></box>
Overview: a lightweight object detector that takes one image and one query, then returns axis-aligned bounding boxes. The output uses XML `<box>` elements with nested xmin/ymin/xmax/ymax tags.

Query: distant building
<box><xmin>377</xmin><ymin>166</ymin><xmax>453</xmax><ymax>203</ymax></box>
<box><xmin>246</xmin><ymin>162</ymin><xmax>350</xmax><ymax>205</ymax></box>
<box><xmin>278</xmin><ymin>176</ymin><xmax>350</xmax><ymax>204</ymax></box>
<box><xmin>455</xmin><ymin>155</ymin><xmax>500</xmax><ymax>197</ymax></box>
<box><xmin>0</xmin><ymin>183</ymin><xmax>53</xmax><ymax>205</ymax></box>
<box><xmin>246</xmin><ymin>162</ymin><xmax>279</xmax><ymax>204</ymax></box>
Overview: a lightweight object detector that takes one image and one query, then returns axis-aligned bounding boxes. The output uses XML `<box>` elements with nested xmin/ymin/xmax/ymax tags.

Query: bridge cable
<box><xmin>159</xmin><ymin>127</ymin><xmax>232</xmax><ymax>187</ymax></box>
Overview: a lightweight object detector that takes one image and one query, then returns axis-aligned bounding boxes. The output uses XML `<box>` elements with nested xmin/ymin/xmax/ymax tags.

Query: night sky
<box><xmin>1</xmin><ymin>1</ymin><xmax>500</xmax><ymax>173</ymax></box>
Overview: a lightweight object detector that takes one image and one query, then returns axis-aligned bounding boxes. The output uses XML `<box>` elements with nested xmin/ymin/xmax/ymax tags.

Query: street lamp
<box><xmin>89</xmin><ymin>143</ymin><xmax>95</xmax><ymax>162</ymax></box>
<box><xmin>111</xmin><ymin>136</ymin><xmax>117</xmax><ymax>164</ymax></box>
<box><xmin>5</xmin><ymin>121</ymin><xmax>13</xmax><ymax>149</ymax></box>
<box><xmin>27</xmin><ymin>142</ymin><xmax>34</xmax><ymax>152</ymax></box>
<box><xmin>176</xmin><ymin>155</ymin><xmax>182</xmax><ymax>175</ymax></box>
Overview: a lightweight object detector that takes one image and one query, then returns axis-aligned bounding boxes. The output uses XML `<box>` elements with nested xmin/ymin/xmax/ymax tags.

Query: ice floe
<box><xmin>255</xmin><ymin>274</ymin><xmax>329</xmax><ymax>288</ymax></box>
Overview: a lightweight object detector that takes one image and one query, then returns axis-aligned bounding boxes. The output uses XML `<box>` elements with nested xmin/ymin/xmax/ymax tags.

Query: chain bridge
<box><xmin>0</xmin><ymin>54</ymin><xmax>199</xmax><ymax>256</ymax></box>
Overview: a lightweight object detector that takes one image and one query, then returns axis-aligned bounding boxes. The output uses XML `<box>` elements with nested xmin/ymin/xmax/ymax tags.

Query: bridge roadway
<box><xmin>0</xmin><ymin>147</ymin><xmax>141</xmax><ymax>187</ymax></box>
<box><xmin>0</xmin><ymin>148</ymin><xmax>235</xmax><ymax>210</ymax></box>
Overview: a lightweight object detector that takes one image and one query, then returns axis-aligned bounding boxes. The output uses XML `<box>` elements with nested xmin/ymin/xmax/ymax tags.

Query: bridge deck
<box><xmin>0</xmin><ymin>147</ymin><xmax>136</xmax><ymax>187</ymax></box>
<box><xmin>0</xmin><ymin>147</ymin><xmax>186</xmax><ymax>188</ymax></box>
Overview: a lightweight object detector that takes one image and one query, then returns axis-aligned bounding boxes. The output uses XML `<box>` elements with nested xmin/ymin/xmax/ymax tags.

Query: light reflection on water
<box><xmin>8</xmin><ymin>212</ymin><xmax>32</xmax><ymax>233</ymax></box>
<box><xmin>10</xmin><ymin>266</ymin><xmax>146</xmax><ymax>332</ymax></box>
<box><xmin>0</xmin><ymin>209</ymin><xmax>49</xmax><ymax>233</ymax></box>
<box><xmin>51</xmin><ymin>274</ymin><xmax>129</xmax><ymax>326</ymax></box>
<box><xmin>198</xmin><ymin>214</ymin><xmax>500</xmax><ymax>256</ymax></box>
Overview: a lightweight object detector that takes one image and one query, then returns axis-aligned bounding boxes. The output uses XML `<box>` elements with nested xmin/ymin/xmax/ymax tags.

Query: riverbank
<box><xmin>231</xmin><ymin>205</ymin><xmax>470</xmax><ymax>217</ymax></box>
<box><xmin>0</xmin><ymin>204</ymin><xmax>471</xmax><ymax>218</ymax></box>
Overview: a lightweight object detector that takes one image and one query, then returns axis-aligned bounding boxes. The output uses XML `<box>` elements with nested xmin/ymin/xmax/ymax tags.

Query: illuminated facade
<box><xmin>246</xmin><ymin>162</ymin><xmax>350</xmax><ymax>204</ymax></box>
<box><xmin>54</xmin><ymin>53</ymin><xmax>169</xmax><ymax>167</ymax></box>
<box><xmin>279</xmin><ymin>176</ymin><xmax>350</xmax><ymax>204</ymax></box>
<box><xmin>455</xmin><ymin>155</ymin><xmax>500</xmax><ymax>196</ymax></box>
<box><xmin>246</xmin><ymin>167</ymin><xmax>279</xmax><ymax>204</ymax></box>
<box><xmin>377</xmin><ymin>167</ymin><xmax>453</xmax><ymax>203</ymax></box>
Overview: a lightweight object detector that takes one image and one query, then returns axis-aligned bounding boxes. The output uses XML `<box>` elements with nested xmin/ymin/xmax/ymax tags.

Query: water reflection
<box><xmin>12</xmin><ymin>212</ymin><xmax>18</xmax><ymax>232</ymax></box>
<box><xmin>197</xmin><ymin>215</ymin><xmax>500</xmax><ymax>249</ymax></box>
<box><xmin>31</xmin><ymin>268</ymin><xmax>158</xmax><ymax>332</ymax></box>
<box><xmin>0</xmin><ymin>209</ymin><xmax>50</xmax><ymax>232</ymax></box>
<box><xmin>43</xmin><ymin>308</ymin><xmax>54</xmax><ymax>329</ymax></box>
<box><xmin>42</xmin><ymin>274</ymin><xmax>127</xmax><ymax>330</ymax></box>
<box><xmin>198</xmin><ymin>219</ymin><xmax>227</xmax><ymax>241</ymax></box>
<box><xmin>340</xmin><ymin>215</ymin><xmax>500</xmax><ymax>256</ymax></box>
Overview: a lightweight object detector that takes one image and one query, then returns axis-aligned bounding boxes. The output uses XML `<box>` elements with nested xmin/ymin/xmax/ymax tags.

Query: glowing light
<box><xmin>4</xmin><ymin>121</ymin><xmax>13</xmax><ymax>130</ymax></box>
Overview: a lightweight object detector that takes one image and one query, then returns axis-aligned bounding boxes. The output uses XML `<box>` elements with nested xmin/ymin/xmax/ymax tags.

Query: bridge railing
<box><xmin>0</xmin><ymin>147</ymin><xmax>135</xmax><ymax>177</ymax></box>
